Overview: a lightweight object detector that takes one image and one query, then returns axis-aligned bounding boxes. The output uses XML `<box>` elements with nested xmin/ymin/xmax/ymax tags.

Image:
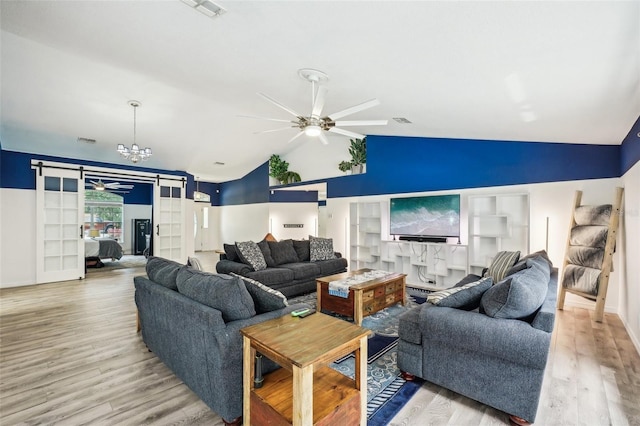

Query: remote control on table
<box><xmin>291</xmin><ymin>308</ymin><xmax>310</xmax><ymax>317</ymax></box>
<box><xmin>298</xmin><ymin>309</ymin><xmax>316</xmax><ymax>318</ymax></box>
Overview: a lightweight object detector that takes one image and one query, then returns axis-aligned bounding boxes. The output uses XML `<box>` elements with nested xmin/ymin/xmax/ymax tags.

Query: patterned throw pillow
<box><xmin>309</xmin><ymin>236</ymin><xmax>335</xmax><ymax>261</ymax></box>
<box><xmin>485</xmin><ymin>251</ymin><xmax>520</xmax><ymax>282</ymax></box>
<box><xmin>231</xmin><ymin>273</ymin><xmax>288</xmax><ymax>314</ymax></box>
<box><xmin>235</xmin><ymin>241</ymin><xmax>267</xmax><ymax>271</ymax></box>
<box><xmin>427</xmin><ymin>277</ymin><xmax>493</xmax><ymax>309</ymax></box>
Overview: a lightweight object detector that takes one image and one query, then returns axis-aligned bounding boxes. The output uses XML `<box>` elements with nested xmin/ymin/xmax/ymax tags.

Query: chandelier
<box><xmin>117</xmin><ymin>100</ymin><xmax>152</xmax><ymax>163</ymax></box>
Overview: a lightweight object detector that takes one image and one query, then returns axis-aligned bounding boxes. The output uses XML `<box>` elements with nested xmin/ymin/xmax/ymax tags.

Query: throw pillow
<box><xmin>176</xmin><ymin>269</ymin><xmax>256</xmax><ymax>322</ymax></box>
<box><xmin>146</xmin><ymin>256</ymin><xmax>184</xmax><ymax>290</ymax></box>
<box><xmin>427</xmin><ymin>277</ymin><xmax>493</xmax><ymax>310</ymax></box>
<box><xmin>187</xmin><ymin>256</ymin><xmax>203</xmax><ymax>271</ymax></box>
<box><xmin>235</xmin><ymin>240</ymin><xmax>267</xmax><ymax>271</ymax></box>
<box><xmin>480</xmin><ymin>256</ymin><xmax>550</xmax><ymax>319</ymax></box>
<box><xmin>267</xmin><ymin>239</ymin><xmax>299</xmax><ymax>265</ymax></box>
<box><xmin>231</xmin><ymin>273</ymin><xmax>288</xmax><ymax>314</ymax></box>
<box><xmin>505</xmin><ymin>250</ymin><xmax>553</xmax><ymax>277</ymax></box>
<box><xmin>292</xmin><ymin>239</ymin><xmax>311</xmax><ymax>262</ymax></box>
<box><xmin>309</xmin><ymin>236</ymin><xmax>335</xmax><ymax>261</ymax></box>
<box><xmin>223</xmin><ymin>243</ymin><xmax>240</xmax><ymax>262</ymax></box>
<box><xmin>257</xmin><ymin>239</ymin><xmax>277</xmax><ymax>267</ymax></box>
<box><xmin>485</xmin><ymin>251</ymin><xmax>520</xmax><ymax>282</ymax></box>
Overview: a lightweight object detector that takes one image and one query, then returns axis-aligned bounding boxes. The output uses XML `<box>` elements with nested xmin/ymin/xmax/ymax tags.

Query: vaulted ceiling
<box><xmin>1</xmin><ymin>1</ymin><xmax>639</xmax><ymax>182</ymax></box>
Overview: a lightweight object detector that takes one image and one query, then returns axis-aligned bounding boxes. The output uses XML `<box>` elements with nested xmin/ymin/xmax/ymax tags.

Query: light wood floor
<box><xmin>1</xmin><ymin>252</ymin><xmax>639</xmax><ymax>425</ymax></box>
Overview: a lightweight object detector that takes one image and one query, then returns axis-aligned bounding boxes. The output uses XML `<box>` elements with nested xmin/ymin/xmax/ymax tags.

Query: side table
<box><xmin>240</xmin><ymin>312</ymin><xmax>371</xmax><ymax>426</ymax></box>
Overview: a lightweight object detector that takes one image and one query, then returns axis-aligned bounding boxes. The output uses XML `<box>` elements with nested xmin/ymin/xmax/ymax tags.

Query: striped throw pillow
<box><xmin>485</xmin><ymin>251</ymin><xmax>520</xmax><ymax>282</ymax></box>
<box><xmin>427</xmin><ymin>277</ymin><xmax>493</xmax><ymax>308</ymax></box>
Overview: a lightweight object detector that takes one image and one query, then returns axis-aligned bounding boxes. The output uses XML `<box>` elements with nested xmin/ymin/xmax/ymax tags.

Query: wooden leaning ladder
<box><xmin>557</xmin><ymin>187</ymin><xmax>624</xmax><ymax>322</ymax></box>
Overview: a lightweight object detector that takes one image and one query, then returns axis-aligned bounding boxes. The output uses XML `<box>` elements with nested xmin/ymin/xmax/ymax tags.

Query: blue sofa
<box><xmin>216</xmin><ymin>238</ymin><xmax>347</xmax><ymax>297</ymax></box>
<box><xmin>397</xmin><ymin>253</ymin><xmax>557</xmax><ymax>423</ymax></box>
<box><xmin>134</xmin><ymin>257</ymin><xmax>308</xmax><ymax>425</ymax></box>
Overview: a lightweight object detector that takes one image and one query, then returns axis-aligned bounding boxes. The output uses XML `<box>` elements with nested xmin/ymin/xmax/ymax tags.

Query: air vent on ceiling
<box><xmin>181</xmin><ymin>0</ymin><xmax>226</xmax><ymax>18</ymax></box>
<box><xmin>77</xmin><ymin>137</ymin><xmax>97</xmax><ymax>144</ymax></box>
<box><xmin>213</xmin><ymin>161</ymin><xmax>225</xmax><ymax>166</ymax></box>
<box><xmin>392</xmin><ymin>117</ymin><xmax>412</xmax><ymax>124</ymax></box>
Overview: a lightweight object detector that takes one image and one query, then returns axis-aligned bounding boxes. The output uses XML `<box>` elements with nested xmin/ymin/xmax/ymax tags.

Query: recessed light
<box><xmin>181</xmin><ymin>0</ymin><xmax>226</xmax><ymax>19</ymax></box>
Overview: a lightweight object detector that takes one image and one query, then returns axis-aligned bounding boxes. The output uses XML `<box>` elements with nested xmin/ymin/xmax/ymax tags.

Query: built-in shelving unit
<box><xmin>379</xmin><ymin>240</ymin><xmax>469</xmax><ymax>289</ymax></box>
<box><xmin>349</xmin><ymin>201</ymin><xmax>386</xmax><ymax>270</ymax></box>
<box><xmin>468</xmin><ymin>193</ymin><xmax>530</xmax><ymax>275</ymax></box>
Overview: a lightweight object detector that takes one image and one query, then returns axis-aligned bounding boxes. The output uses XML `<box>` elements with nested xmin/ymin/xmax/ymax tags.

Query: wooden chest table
<box><xmin>316</xmin><ymin>269</ymin><xmax>406</xmax><ymax>325</ymax></box>
<box><xmin>240</xmin><ymin>312</ymin><xmax>371</xmax><ymax>426</ymax></box>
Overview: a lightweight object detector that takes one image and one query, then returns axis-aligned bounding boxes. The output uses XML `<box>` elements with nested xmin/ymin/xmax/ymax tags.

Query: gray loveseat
<box><xmin>216</xmin><ymin>238</ymin><xmax>347</xmax><ymax>297</ymax></box>
<box><xmin>134</xmin><ymin>257</ymin><xmax>308</xmax><ymax>425</ymax></box>
<box><xmin>397</xmin><ymin>252</ymin><xmax>557</xmax><ymax>424</ymax></box>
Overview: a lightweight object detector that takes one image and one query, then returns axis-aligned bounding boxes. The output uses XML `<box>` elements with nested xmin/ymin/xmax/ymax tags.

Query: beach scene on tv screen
<box><xmin>390</xmin><ymin>195</ymin><xmax>460</xmax><ymax>237</ymax></box>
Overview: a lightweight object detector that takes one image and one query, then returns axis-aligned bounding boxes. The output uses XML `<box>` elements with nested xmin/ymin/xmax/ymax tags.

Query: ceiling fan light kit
<box><xmin>249</xmin><ymin>68</ymin><xmax>388</xmax><ymax>144</ymax></box>
<box><xmin>117</xmin><ymin>100</ymin><xmax>153</xmax><ymax>164</ymax></box>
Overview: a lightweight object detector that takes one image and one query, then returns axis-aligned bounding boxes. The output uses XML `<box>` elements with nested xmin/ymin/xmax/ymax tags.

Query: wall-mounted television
<box><xmin>390</xmin><ymin>194</ymin><xmax>460</xmax><ymax>240</ymax></box>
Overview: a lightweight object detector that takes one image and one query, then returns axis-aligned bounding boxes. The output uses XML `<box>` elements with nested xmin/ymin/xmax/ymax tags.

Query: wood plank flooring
<box><xmin>1</xmin><ymin>252</ymin><xmax>639</xmax><ymax>425</ymax></box>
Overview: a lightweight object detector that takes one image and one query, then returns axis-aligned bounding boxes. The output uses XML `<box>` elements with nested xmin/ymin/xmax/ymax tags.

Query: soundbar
<box><xmin>398</xmin><ymin>236</ymin><xmax>447</xmax><ymax>243</ymax></box>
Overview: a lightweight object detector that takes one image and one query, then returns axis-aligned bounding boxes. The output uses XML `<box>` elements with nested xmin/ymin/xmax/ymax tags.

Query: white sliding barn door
<box><xmin>36</xmin><ymin>167</ymin><xmax>85</xmax><ymax>284</ymax></box>
<box><xmin>153</xmin><ymin>178</ymin><xmax>186</xmax><ymax>262</ymax></box>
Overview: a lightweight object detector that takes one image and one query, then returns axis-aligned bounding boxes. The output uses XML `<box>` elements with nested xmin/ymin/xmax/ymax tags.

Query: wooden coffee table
<box><xmin>316</xmin><ymin>269</ymin><xmax>406</xmax><ymax>325</ymax></box>
<box><xmin>240</xmin><ymin>313</ymin><xmax>371</xmax><ymax>426</ymax></box>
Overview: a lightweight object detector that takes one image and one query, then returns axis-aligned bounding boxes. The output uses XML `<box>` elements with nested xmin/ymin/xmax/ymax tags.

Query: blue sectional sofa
<box><xmin>397</xmin><ymin>252</ymin><xmax>557</xmax><ymax>424</ymax></box>
<box><xmin>215</xmin><ymin>238</ymin><xmax>347</xmax><ymax>297</ymax></box>
<box><xmin>134</xmin><ymin>256</ymin><xmax>308</xmax><ymax>425</ymax></box>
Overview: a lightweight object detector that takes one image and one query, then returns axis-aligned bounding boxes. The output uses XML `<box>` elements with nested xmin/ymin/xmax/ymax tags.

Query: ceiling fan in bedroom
<box><xmin>86</xmin><ymin>179</ymin><xmax>134</xmax><ymax>193</ymax></box>
<box><xmin>243</xmin><ymin>68</ymin><xmax>388</xmax><ymax>145</ymax></box>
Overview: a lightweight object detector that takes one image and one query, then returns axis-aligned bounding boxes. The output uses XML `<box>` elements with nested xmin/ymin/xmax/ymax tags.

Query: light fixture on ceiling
<box><xmin>181</xmin><ymin>0</ymin><xmax>226</xmax><ymax>18</ymax></box>
<box><xmin>117</xmin><ymin>101</ymin><xmax>152</xmax><ymax>164</ymax></box>
<box><xmin>194</xmin><ymin>177</ymin><xmax>211</xmax><ymax>203</ymax></box>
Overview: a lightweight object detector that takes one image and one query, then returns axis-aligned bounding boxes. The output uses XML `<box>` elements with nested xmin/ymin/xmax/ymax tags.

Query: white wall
<box><xmin>269</xmin><ymin>202</ymin><xmax>318</xmax><ymax>240</ymax></box>
<box><xmin>0</xmin><ymin>188</ymin><xmax>37</xmax><ymax>287</ymax></box>
<box><xmin>620</xmin><ymin>161</ymin><xmax>640</xmax><ymax>352</ymax></box>
<box><xmin>283</xmin><ymin>137</ymin><xmax>350</xmax><ymax>182</ymax></box>
<box><xmin>218</xmin><ymin>203</ymin><xmax>270</xmax><ymax>244</ymax></box>
<box><xmin>123</xmin><ymin>204</ymin><xmax>152</xmax><ymax>254</ymax></box>
<box><xmin>325</xmin><ymin>177</ymin><xmax>624</xmax><ymax>312</ymax></box>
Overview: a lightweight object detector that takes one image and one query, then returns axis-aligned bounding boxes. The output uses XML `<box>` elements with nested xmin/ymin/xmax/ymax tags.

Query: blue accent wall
<box><xmin>269</xmin><ymin>190</ymin><xmax>318</xmax><ymax>203</ymax></box>
<box><xmin>621</xmin><ymin>116</ymin><xmax>640</xmax><ymax>175</ymax></box>
<box><xmin>219</xmin><ymin>162</ymin><xmax>269</xmax><ymax>206</ymax></box>
<box><xmin>326</xmin><ymin>136</ymin><xmax>621</xmax><ymax>198</ymax></box>
<box><xmin>0</xmin><ymin>150</ymin><xmax>189</xmax><ymax>191</ymax></box>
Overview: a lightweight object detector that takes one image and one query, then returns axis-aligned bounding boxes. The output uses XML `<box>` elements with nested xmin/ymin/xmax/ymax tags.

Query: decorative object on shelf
<box><xmin>268</xmin><ymin>154</ymin><xmax>301</xmax><ymax>185</ymax></box>
<box><xmin>117</xmin><ymin>100</ymin><xmax>152</xmax><ymax>164</ymax></box>
<box><xmin>349</xmin><ymin>137</ymin><xmax>366</xmax><ymax>174</ymax></box>
<box><xmin>338</xmin><ymin>160</ymin><xmax>353</xmax><ymax>174</ymax></box>
<box><xmin>243</xmin><ymin>68</ymin><xmax>387</xmax><ymax>145</ymax></box>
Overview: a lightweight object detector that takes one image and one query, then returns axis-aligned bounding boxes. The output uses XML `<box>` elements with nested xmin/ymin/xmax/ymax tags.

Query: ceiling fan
<box><xmin>87</xmin><ymin>179</ymin><xmax>134</xmax><ymax>193</ymax></box>
<box><xmin>244</xmin><ymin>69</ymin><xmax>388</xmax><ymax>145</ymax></box>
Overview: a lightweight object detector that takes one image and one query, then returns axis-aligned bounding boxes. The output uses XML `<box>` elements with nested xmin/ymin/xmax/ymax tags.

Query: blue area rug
<box><xmin>289</xmin><ymin>293</ymin><xmax>426</xmax><ymax>425</ymax></box>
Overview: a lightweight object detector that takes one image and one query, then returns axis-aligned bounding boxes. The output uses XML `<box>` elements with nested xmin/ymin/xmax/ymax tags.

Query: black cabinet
<box><xmin>132</xmin><ymin>219</ymin><xmax>151</xmax><ymax>255</ymax></box>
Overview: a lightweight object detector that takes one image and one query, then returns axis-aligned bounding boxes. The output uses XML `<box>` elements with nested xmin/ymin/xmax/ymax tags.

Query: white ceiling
<box><xmin>1</xmin><ymin>1</ymin><xmax>639</xmax><ymax>182</ymax></box>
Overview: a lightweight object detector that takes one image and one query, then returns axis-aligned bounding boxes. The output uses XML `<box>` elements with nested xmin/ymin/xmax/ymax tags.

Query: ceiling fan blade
<box><xmin>254</xmin><ymin>126</ymin><xmax>296</xmax><ymax>134</ymax></box>
<box><xmin>90</xmin><ymin>180</ymin><xmax>99</xmax><ymax>185</ymax></box>
<box><xmin>115</xmin><ymin>185</ymin><xmax>134</xmax><ymax>189</ymax></box>
<box><xmin>334</xmin><ymin>120</ymin><xmax>388</xmax><ymax>127</ymax></box>
<box><xmin>328</xmin><ymin>99</ymin><xmax>380</xmax><ymax>121</ymax></box>
<box><xmin>318</xmin><ymin>132</ymin><xmax>329</xmax><ymax>145</ymax></box>
<box><xmin>257</xmin><ymin>92</ymin><xmax>302</xmax><ymax>118</ymax></box>
<box><xmin>288</xmin><ymin>131</ymin><xmax>305</xmax><ymax>144</ymax></box>
<box><xmin>328</xmin><ymin>127</ymin><xmax>366</xmax><ymax>139</ymax></box>
<box><xmin>311</xmin><ymin>86</ymin><xmax>327</xmax><ymax>118</ymax></box>
<box><xmin>238</xmin><ymin>115</ymin><xmax>296</xmax><ymax>124</ymax></box>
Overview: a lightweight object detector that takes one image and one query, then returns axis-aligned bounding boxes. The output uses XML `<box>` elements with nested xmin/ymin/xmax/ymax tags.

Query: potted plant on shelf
<box><xmin>269</xmin><ymin>154</ymin><xmax>302</xmax><ymax>185</ymax></box>
<box><xmin>349</xmin><ymin>137</ymin><xmax>366</xmax><ymax>174</ymax></box>
<box><xmin>338</xmin><ymin>160</ymin><xmax>353</xmax><ymax>174</ymax></box>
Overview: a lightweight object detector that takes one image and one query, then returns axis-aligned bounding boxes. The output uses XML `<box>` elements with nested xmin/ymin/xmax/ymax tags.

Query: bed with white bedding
<box><xmin>84</xmin><ymin>237</ymin><xmax>123</xmax><ymax>260</ymax></box>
